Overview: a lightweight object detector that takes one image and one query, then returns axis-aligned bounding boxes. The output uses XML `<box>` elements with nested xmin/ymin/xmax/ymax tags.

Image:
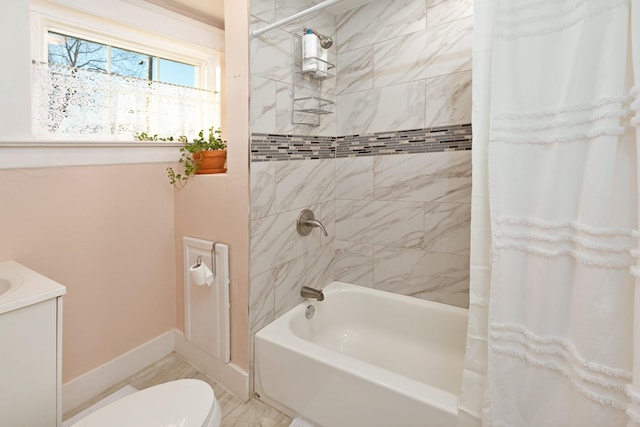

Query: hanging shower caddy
<box><xmin>291</xmin><ymin>31</ymin><xmax>335</xmax><ymax>127</ymax></box>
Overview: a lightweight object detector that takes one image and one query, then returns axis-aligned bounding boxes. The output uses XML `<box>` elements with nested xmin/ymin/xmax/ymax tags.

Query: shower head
<box><xmin>306</xmin><ymin>29</ymin><xmax>333</xmax><ymax>49</ymax></box>
<box><xmin>317</xmin><ymin>34</ymin><xmax>333</xmax><ymax>49</ymax></box>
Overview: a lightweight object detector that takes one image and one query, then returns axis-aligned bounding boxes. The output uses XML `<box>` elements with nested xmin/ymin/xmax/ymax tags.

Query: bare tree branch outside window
<box><xmin>47</xmin><ymin>32</ymin><xmax>150</xmax><ymax>77</ymax></box>
<box><xmin>40</xmin><ymin>31</ymin><xmax>201</xmax><ymax>138</ymax></box>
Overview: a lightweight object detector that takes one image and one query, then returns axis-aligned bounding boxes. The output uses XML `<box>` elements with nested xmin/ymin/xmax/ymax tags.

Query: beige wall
<box><xmin>0</xmin><ymin>154</ymin><xmax>251</xmax><ymax>382</ymax></box>
<box><xmin>174</xmin><ymin>0</ymin><xmax>250</xmax><ymax>372</ymax></box>
<box><xmin>174</xmin><ymin>175</ymin><xmax>250</xmax><ymax>371</ymax></box>
<box><xmin>225</xmin><ymin>0</ymin><xmax>251</xmax><ymax>371</ymax></box>
<box><xmin>0</xmin><ymin>0</ymin><xmax>251</xmax><ymax>386</ymax></box>
<box><xmin>0</xmin><ymin>163</ymin><xmax>177</xmax><ymax>382</ymax></box>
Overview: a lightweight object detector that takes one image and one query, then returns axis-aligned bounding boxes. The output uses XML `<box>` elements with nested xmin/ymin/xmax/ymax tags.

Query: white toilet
<box><xmin>72</xmin><ymin>379</ymin><xmax>222</xmax><ymax>427</ymax></box>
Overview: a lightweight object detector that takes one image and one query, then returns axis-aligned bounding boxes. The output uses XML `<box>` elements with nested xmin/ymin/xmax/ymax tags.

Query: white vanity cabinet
<box><xmin>0</xmin><ymin>262</ymin><xmax>66</xmax><ymax>427</ymax></box>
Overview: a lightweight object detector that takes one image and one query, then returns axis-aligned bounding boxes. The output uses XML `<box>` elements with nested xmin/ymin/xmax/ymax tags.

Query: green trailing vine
<box><xmin>134</xmin><ymin>127</ymin><xmax>226</xmax><ymax>190</ymax></box>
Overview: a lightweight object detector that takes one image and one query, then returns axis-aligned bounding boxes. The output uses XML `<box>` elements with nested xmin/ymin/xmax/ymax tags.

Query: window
<box><xmin>31</xmin><ymin>1</ymin><xmax>222</xmax><ymax>142</ymax></box>
<box><xmin>47</xmin><ymin>32</ymin><xmax>197</xmax><ymax>87</ymax></box>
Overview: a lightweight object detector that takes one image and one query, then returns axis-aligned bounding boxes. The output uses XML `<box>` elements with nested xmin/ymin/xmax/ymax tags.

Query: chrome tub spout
<box><xmin>301</xmin><ymin>286</ymin><xmax>324</xmax><ymax>301</ymax></box>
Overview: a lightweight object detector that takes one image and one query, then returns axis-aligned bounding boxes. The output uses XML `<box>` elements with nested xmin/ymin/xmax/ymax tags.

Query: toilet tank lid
<box><xmin>72</xmin><ymin>379</ymin><xmax>215</xmax><ymax>427</ymax></box>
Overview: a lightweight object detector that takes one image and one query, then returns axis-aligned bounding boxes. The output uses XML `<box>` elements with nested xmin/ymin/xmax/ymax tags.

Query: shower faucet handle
<box><xmin>296</xmin><ymin>209</ymin><xmax>328</xmax><ymax>237</ymax></box>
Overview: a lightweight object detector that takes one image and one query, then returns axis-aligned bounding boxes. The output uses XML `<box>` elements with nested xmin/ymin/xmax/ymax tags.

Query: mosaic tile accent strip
<box><xmin>251</xmin><ymin>124</ymin><xmax>472</xmax><ymax>162</ymax></box>
<box><xmin>251</xmin><ymin>134</ymin><xmax>335</xmax><ymax>162</ymax></box>
<box><xmin>336</xmin><ymin>124</ymin><xmax>472</xmax><ymax>158</ymax></box>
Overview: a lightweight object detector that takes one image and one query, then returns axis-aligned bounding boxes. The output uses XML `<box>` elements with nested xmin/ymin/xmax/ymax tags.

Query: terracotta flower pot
<box><xmin>193</xmin><ymin>150</ymin><xmax>227</xmax><ymax>174</ymax></box>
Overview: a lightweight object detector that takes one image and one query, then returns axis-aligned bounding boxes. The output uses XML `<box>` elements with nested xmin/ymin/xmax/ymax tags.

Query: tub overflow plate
<box><xmin>305</xmin><ymin>304</ymin><xmax>315</xmax><ymax>319</ymax></box>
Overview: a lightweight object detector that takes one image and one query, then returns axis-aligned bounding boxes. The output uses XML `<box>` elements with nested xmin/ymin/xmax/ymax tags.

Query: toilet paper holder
<box><xmin>193</xmin><ymin>242</ymin><xmax>217</xmax><ymax>277</ymax></box>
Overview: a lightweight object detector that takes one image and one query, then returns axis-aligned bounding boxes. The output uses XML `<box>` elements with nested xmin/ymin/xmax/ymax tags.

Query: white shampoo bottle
<box><xmin>302</xmin><ymin>29</ymin><xmax>318</xmax><ymax>73</ymax></box>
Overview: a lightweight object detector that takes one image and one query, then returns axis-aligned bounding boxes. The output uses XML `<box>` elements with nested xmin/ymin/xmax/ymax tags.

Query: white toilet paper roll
<box><xmin>205</xmin><ymin>265</ymin><xmax>214</xmax><ymax>286</ymax></box>
<box><xmin>189</xmin><ymin>263</ymin><xmax>214</xmax><ymax>287</ymax></box>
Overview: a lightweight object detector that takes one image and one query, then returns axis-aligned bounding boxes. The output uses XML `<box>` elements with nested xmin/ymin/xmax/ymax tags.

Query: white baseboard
<box><xmin>62</xmin><ymin>330</ymin><xmax>249</xmax><ymax>414</ymax></box>
<box><xmin>61</xmin><ymin>330</ymin><xmax>175</xmax><ymax>414</ymax></box>
<box><xmin>174</xmin><ymin>330</ymin><xmax>249</xmax><ymax>401</ymax></box>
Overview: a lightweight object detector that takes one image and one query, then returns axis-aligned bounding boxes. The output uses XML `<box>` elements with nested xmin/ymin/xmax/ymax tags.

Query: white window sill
<box><xmin>0</xmin><ymin>141</ymin><xmax>183</xmax><ymax>169</ymax></box>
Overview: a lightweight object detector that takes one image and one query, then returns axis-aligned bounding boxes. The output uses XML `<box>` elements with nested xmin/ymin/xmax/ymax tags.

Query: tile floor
<box><xmin>63</xmin><ymin>352</ymin><xmax>292</xmax><ymax>427</ymax></box>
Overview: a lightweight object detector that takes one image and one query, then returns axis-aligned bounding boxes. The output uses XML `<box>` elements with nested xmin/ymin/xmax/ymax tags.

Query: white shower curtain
<box><xmin>458</xmin><ymin>1</ymin><xmax>640</xmax><ymax>426</ymax></box>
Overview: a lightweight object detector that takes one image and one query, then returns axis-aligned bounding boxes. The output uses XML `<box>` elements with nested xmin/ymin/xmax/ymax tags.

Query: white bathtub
<box><xmin>254</xmin><ymin>281</ymin><xmax>468</xmax><ymax>427</ymax></box>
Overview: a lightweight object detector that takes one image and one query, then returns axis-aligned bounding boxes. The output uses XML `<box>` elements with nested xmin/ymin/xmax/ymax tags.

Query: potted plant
<box><xmin>135</xmin><ymin>127</ymin><xmax>227</xmax><ymax>190</ymax></box>
<box><xmin>188</xmin><ymin>127</ymin><xmax>227</xmax><ymax>174</ymax></box>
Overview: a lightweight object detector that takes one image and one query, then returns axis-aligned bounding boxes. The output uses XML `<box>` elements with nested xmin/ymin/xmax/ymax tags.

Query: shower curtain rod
<box><xmin>251</xmin><ymin>0</ymin><xmax>341</xmax><ymax>38</ymax></box>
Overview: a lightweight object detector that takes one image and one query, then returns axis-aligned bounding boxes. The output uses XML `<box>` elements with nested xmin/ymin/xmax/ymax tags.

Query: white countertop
<box><xmin>0</xmin><ymin>261</ymin><xmax>66</xmax><ymax>315</ymax></box>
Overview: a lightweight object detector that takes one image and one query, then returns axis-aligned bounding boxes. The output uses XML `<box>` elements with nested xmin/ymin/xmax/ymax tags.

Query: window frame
<box><xmin>46</xmin><ymin>32</ymin><xmax>202</xmax><ymax>87</ymax></box>
<box><xmin>32</xmin><ymin>9</ymin><xmax>217</xmax><ymax>91</ymax></box>
<box><xmin>0</xmin><ymin>0</ymin><xmax>225</xmax><ymax>169</ymax></box>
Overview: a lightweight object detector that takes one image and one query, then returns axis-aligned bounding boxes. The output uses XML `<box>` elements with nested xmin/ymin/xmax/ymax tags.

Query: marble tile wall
<box><xmin>334</xmin><ymin>151</ymin><xmax>471</xmax><ymax>307</ymax></box>
<box><xmin>249</xmin><ymin>158</ymin><xmax>336</xmax><ymax>335</ymax></box>
<box><xmin>250</xmin><ymin>0</ymin><xmax>473</xmax><ymax>137</ymax></box>
<box><xmin>251</xmin><ymin>0</ymin><xmax>337</xmax><ymax>137</ymax></box>
<box><xmin>248</xmin><ymin>0</ymin><xmax>474</xmax><ymax>336</ymax></box>
<box><xmin>249</xmin><ymin>0</ymin><xmax>339</xmax><ymax>337</ymax></box>
<box><xmin>336</xmin><ymin>0</ymin><xmax>473</xmax><ymax>135</ymax></box>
